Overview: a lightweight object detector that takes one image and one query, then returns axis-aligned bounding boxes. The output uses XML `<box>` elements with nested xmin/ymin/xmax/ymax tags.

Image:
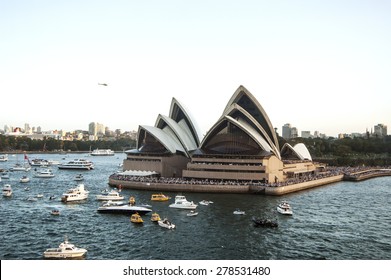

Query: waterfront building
<box><xmin>121</xmin><ymin>85</ymin><xmax>318</xmax><ymax>186</ymax></box>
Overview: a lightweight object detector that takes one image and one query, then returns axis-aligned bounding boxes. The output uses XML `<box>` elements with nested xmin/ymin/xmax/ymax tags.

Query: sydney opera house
<box><xmin>113</xmin><ymin>85</ymin><xmax>318</xmax><ymax>192</ymax></box>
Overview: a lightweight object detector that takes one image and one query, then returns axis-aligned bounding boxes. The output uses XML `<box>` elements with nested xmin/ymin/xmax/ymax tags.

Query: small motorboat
<box><xmin>20</xmin><ymin>176</ymin><xmax>30</xmax><ymax>183</ymax></box>
<box><xmin>2</xmin><ymin>184</ymin><xmax>12</xmax><ymax>197</ymax></box>
<box><xmin>130</xmin><ymin>213</ymin><xmax>143</xmax><ymax>224</ymax></box>
<box><xmin>187</xmin><ymin>210</ymin><xmax>198</xmax><ymax>217</ymax></box>
<box><xmin>199</xmin><ymin>200</ymin><xmax>210</xmax><ymax>206</ymax></box>
<box><xmin>169</xmin><ymin>195</ymin><xmax>197</xmax><ymax>210</ymax></box>
<box><xmin>51</xmin><ymin>209</ymin><xmax>60</xmax><ymax>216</ymax></box>
<box><xmin>252</xmin><ymin>216</ymin><xmax>278</xmax><ymax>228</ymax></box>
<box><xmin>151</xmin><ymin>193</ymin><xmax>171</xmax><ymax>201</ymax></box>
<box><xmin>74</xmin><ymin>174</ymin><xmax>84</xmax><ymax>181</ymax></box>
<box><xmin>158</xmin><ymin>218</ymin><xmax>175</xmax><ymax>229</ymax></box>
<box><xmin>151</xmin><ymin>212</ymin><xmax>161</xmax><ymax>222</ymax></box>
<box><xmin>277</xmin><ymin>201</ymin><xmax>293</xmax><ymax>215</ymax></box>
<box><xmin>43</xmin><ymin>237</ymin><xmax>87</xmax><ymax>259</ymax></box>
<box><xmin>233</xmin><ymin>209</ymin><xmax>245</xmax><ymax>215</ymax></box>
<box><xmin>49</xmin><ymin>195</ymin><xmax>56</xmax><ymax>200</ymax></box>
<box><xmin>36</xmin><ymin>194</ymin><xmax>44</xmax><ymax>198</ymax></box>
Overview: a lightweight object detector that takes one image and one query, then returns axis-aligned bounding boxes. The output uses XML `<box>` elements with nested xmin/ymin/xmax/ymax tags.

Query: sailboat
<box><xmin>10</xmin><ymin>154</ymin><xmax>31</xmax><ymax>171</ymax></box>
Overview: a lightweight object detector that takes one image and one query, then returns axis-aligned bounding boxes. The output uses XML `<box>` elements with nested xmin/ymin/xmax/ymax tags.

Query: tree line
<box><xmin>0</xmin><ymin>135</ymin><xmax>136</xmax><ymax>153</ymax></box>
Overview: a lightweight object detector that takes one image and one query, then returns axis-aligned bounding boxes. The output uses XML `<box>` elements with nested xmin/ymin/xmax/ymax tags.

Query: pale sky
<box><xmin>1</xmin><ymin>0</ymin><xmax>390</xmax><ymax>137</ymax></box>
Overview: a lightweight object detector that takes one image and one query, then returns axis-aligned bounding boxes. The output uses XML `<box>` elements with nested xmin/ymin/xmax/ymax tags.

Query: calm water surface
<box><xmin>1</xmin><ymin>153</ymin><xmax>390</xmax><ymax>260</ymax></box>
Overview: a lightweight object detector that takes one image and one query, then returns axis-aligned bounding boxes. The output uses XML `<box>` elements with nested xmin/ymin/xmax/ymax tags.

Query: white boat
<box><xmin>34</xmin><ymin>169</ymin><xmax>55</xmax><ymax>178</ymax></box>
<box><xmin>1</xmin><ymin>171</ymin><xmax>10</xmax><ymax>179</ymax></box>
<box><xmin>187</xmin><ymin>210</ymin><xmax>199</xmax><ymax>216</ymax></box>
<box><xmin>61</xmin><ymin>184</ymin><xmax>89</xmax><ymax>202</ymax></box>
<box><xmin>158</xmin><ymin>218</ymin><xmax>176</xmax><ymax>229</ymax></box>
<box><xmin>43</xmin><ymin>237</ymin><xmax>87</xmax><ymax>259</ymax></box>
<box><xmin>97</xmin><ymin>202</ymin><xmax>152</xmax><ymax>215</ymax></box>
<box><xmin>96</xmin><ymin>189</ymin><xmax>124</xmax><ymax>201</ymax></box>
<box><xmin>2</xmin><ymin>184</ymin><xmax>12</xmax><ymax>197</ymax></box>
<box><xmin>90</xmin><ymin>149</ymin><xmax>115</xmax><ymax>156</ymax></box>
<box><xmin>169</xmin><ymin>195</ymin><xmax>197</xmax><ymax>210</ymax></box>
<box><xmin>0</xmin><ymin>154</ymin><xmax>8</xmax><ymax>162</ymax></box>
<box><xmin>199</xmin><ymin>200</ymin><xmax>210</xmax><ymax>206</ymax></box>
<box><xmin>10</xmin><ymin>163</ymin><xmax>31</xmax><ymax>172</ymax></box>
<box><xmin>58</xmin><ymin>159</ymin><xmax>94</xmax><ymax>170</ymax></box>
<box><xmin>74</xmin><ymin>174</ymin><xmax>84</xmax><ymax>181</ymax></box>
<box><xmin>277</xmin><ymin>201</ymin><xmax>293</xmax><ymax>215</ymax></box>
<box><xmin>20</xmin><ymin>176</ymin><xmax>30</xmax><ymax>183</ymax></box>
<box><xmin>233</xmin><ymin>209</ymin><xmax>245</xmax><ymax>215</ymax></box>
<box><xmin>30</xmin><ymin>159</ymin><xmax>50</xmax><ymax>167</ymax></box>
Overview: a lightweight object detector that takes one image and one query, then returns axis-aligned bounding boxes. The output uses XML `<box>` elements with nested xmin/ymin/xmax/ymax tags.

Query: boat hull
<box><xmin>277</xmin><ymin>207</ymin><xmax>293</xmax><ymax>215</ymax></box>
<box><xmin>97</xmin><ymin>205</ymin><xmax>152</xmax><ymax>215</ymax></box>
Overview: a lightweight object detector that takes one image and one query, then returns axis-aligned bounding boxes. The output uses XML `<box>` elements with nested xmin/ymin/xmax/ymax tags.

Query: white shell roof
<box><xmin>138</xmin><ymin>125</ymin><xmax>185</xmax><ymax>154</ymax></box>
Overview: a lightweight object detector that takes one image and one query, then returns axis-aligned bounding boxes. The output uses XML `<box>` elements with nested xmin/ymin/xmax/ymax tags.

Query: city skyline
<box><xmin>1</xmin><ymin>1</ymin><xmax>390</xmax><ymax>137</ymax></box>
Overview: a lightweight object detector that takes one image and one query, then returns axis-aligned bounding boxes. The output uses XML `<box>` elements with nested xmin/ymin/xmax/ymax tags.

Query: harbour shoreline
<box><xmin>108</xmin><ymin>168</ymin><xmax>391</xmax><ymax>195</ymax></box>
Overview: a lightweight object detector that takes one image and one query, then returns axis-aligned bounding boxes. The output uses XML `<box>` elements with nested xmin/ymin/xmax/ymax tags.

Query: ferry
<box><xmin>58</xmin><ymin>159</ymin><xmax>94</xmax><ymax>170</ymax></box>
<box><xmin>90</xmin><ymin>149</ymin><xmax>115</xmax><ymax>156</ymax></box>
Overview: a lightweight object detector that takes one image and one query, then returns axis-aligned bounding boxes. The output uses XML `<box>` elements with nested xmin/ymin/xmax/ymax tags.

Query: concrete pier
<box><xmin>108</xmin><ymin>168</ymin><xmax>391</xmax><ymax>196</ymax></box>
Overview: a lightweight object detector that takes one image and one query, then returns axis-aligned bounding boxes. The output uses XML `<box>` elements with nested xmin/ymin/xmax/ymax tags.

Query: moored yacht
<box><xmin>61</xmin><ymin>184</ymin><xmax>89</xmax><ymax>202</ymax></box>
<box><xmin>97</xmin><ymin>201</ymin><xmax>152</xmax><ymax>215</ymax></box>
<box><xmin>169</xmin><ymin>195</ymin><xmax>197</xmax><ymax>210</ymax></box>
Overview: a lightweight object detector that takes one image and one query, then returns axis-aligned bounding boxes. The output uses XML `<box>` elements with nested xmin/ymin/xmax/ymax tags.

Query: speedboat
<box><xmin>130</xmin><ymin>213</ymin><xmax>143</xmax><ymax>223</ymax></box>
<box><xmin>51</xmin><ymin>209</ymin><xmax>60</xmax><ymax>216</ymax></box>
<box><xmin>20</xmin><ymin>175</ymin><xmax>30</xmax><ymax>183</ymax></box>
<box><xmin>199</xmin><ymin>200</ymin><xmax>210</xmax><ymax>206</ymax></box>
<box><xmin>187</xmin><ymin>210</ymin><xmax>198</xmax><ymax>217</ymax></box>
<box><xmin>58</xmin><ymin>159</ymin><xmax>94</xmax><ymax>170</ymax></box>
<box><xmin>169</xmin><ymin>195</ymin><xmax>197</xmax><ymax>210</ymax></box>
<box><xmin>158</xmin><ymin>218</ymin><xmax>175</xmax><ymax>229</ymax></box>
<box><xmin>2</xmin><ymin>184</ymin><xmax>12</xmax><ymax>197</ymax></box>
<box><xmin>277</xmin><ymin>201</ymin><xmax>293</xmax><ymax>215</ymax></box>
<box><xmin>90</xmin><ymin>149</ymin><xmax>115</xmax><ymax>156</ymax></box>
<box><xmin>74</xmin><ymin>174</ymin><xmax>84</xmax><ymax>181</ymax></box>
<box><xmin>34</xmin><ymin>169</ymin><xmax>55</xmax><ymax>178</ymax></box>
<box><xmin>151</xmin><ymin>193</ymin><xmax>171</xmax><ymax>201</ymax></box>
<box><xmin>233</xmin><ymin>209</ymin><xmax>245</xmax><ymax>215</ymax></box>
<box><xmin>61</xmin><ymin>184</ymin><xmax>89</xmax><ymax>203</ymax></box>
<box><xmin>97</xmin><ymin>201</ymin><xmax>152</xmax><ymax>215</ymax></box>
<box><xmin>43</xmin><ymin>237</ymin><xmax>87</xmax><ymax>259</ymax></box>
<box><xmin>96</xmin><ymin>189</ymin><xmax>124</xmax><ymax>201</ymax></box>
<box><xmin>151</xmin><ymin>212</ymin><xmax>161</xmax><ymax>222</ymax></box>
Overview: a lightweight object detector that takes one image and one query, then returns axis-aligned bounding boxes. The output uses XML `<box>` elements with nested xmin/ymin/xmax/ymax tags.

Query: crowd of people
<box><xmin>110</xmin><ymin>165</ymin><xmax>391</xmax><ymax>189</ymax></box>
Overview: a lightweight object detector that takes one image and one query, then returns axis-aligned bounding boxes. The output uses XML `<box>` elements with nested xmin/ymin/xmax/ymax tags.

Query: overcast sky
<box><xmin>1</xmin><ymin>0</ymin><xmax>390</xmax><ymax>137</ymax></box>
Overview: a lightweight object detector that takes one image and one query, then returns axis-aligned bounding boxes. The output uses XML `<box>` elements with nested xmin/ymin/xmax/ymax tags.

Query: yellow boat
<box><xmin>151</xmin><ymin>193</ymin><xmax>170</xmax><ymax>201</ymax></box>
<box><xmin>130</xmin><ymin>213</ymin><xmax>143</xmax><ymax>223</ymax></box>
<box><xmin>129</xmin><ymin>196</ymin><xmax>136</xmax><ymax>205</ymax></box>
<box><xmin>151</xmin><ymin>212</ymin><xmax>161</xmax><ymax>222</ymax></box>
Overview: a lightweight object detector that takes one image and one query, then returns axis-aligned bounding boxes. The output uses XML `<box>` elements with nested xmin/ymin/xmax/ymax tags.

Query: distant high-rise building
<box><xmin>374</xmin><ymin>124</ymin><xmax>387</xmax><ymax>137</ymax></box>
<box><xmin>301</xmin><ymin>131</ymin><xmax>312</xmax><ymax>138</ymax></box>
<box><xmin>89</xmin><ymin>122</ymin><xmax>105</xmax><ymax>140</ymax></box>
<box><xmin>291</xmin><ymin>127</ymin><xmax>298</xmax><ymax>138</ymax></box>
<box><xmin>282</xmin><ymin>123</ymin><xmax>292</xmax><ymax>139</ymax></box>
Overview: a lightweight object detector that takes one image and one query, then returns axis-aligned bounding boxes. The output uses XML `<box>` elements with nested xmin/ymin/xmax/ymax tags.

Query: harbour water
<box><xmin>0</xmin><ymin>153</ymin><xmax>390</xmax><ymax>260</ymax></box>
